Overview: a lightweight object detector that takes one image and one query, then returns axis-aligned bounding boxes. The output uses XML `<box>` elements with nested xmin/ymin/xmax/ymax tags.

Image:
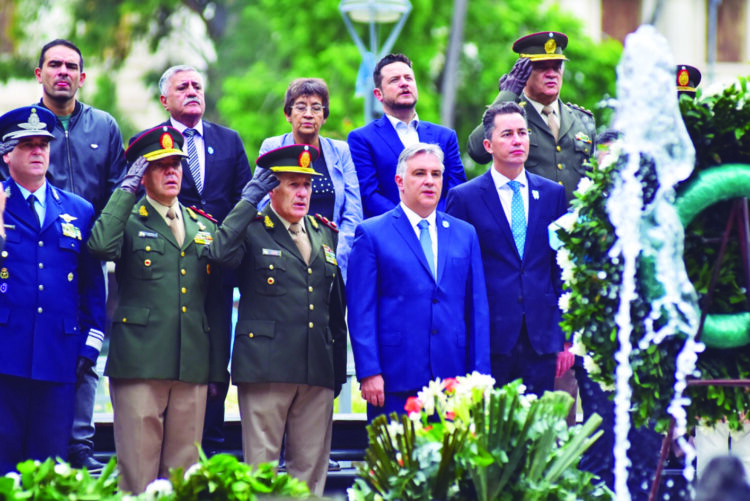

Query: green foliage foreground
<box><xmin>349</xmin><ymin>376</ymin><xmax>612</xmax><ymax>501</ymax></box>
<box><xmin>0</xmin><ymin>449</ymin><xmax>309</xmax><ymax>501</ymax></box>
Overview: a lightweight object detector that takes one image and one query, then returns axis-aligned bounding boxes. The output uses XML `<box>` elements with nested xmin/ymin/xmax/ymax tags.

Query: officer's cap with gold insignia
<box><xmin>125</xmin><ymin>125</ymin><xmax>187</xmax><ymax>163</ymax></box>
<box><xmin>256</xmin><ymin>144</ymin><xmax>322</xmax><ymax>176</ymax></box>
<box><xmin>0</xmin><ymin>106</ymin><xmax>56</xmax><ymax>142</ymax></box>
<box><xmin>676</xmin><ymin>64</ymin><xmax>701</xmax><ymax>98</ymax></box>
<box><xmin>512</xmin><ymin>31</ymin><xmax>569</xmax><ymax>62</ymax></box>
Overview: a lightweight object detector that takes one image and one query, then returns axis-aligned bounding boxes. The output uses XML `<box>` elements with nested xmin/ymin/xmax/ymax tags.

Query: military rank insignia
<box><xmin>61</xmin><ymin>222</ymin><xmax>82</xmax><ymax>240</ymax></box>
<box><xmin>0</xmin><ymin>268</ymin><xmax>8</xmax><ymax>279</ymax></box>
<box><xmin>575</xmin><ymin>132</ymin><xmax>592</xmax><ymax>144</ymax></box>
<box><xmin>139</xmin><ymin>205</ymin><xmax>149</xmax><ymax>217</ymax></box>
<box><xmin>194</xmin><ymin>231</ymin><xmax>213</xmax><ymax>244</ymax></box>
<box><xmin>264</xmin><ymin>215</ymin><xmax>274</xmax><ymax>229</ymax></box>
<box><xmin>322</xmin><ymin>244</ymin><xmax>337</xmax><ymax>265</ymax></box>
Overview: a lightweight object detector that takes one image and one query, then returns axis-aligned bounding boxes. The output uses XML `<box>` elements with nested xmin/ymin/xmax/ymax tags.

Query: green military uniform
<box><xmin>87</xmin><ymin>189</ymin><xmax>229</xmax><ymax>384</ymax></box>
<box><xmin>467</xmin><ymin>91</ymin><xmax>596</xmax><ymax>202</ymax></box>
<box><xmin>208</xmin><ymin>199</ymin><xmax>347</xmax><ymax>390</ymax></box>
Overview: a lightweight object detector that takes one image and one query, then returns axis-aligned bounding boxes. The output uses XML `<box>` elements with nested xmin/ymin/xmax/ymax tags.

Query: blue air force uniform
<box><xmin>0</xmin><ymin>106</ymin><xmax>105</xmax><ymax>473</ymax></box>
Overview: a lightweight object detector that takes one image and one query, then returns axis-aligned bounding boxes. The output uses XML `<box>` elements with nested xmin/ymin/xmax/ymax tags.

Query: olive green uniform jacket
<box><xmin>208</xmin><ymin>200</ymin><xmax>347</xmax><ymax>393</ymax></box>
<box><xmin>467</xmin><ymin>90</ymin><xmax>596</xmax><ymax>202</ymax></box>
<box><xmin>87</xmin><ymin>189</ymin><xmax>229</xmax><ymax>384</ymax></box>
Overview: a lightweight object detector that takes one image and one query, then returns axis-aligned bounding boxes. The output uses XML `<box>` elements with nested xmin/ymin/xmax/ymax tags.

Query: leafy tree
<box><xmin>1</xmin><ymin>0</ymin><xmax>621</xmax><ymax>177</ymax></box>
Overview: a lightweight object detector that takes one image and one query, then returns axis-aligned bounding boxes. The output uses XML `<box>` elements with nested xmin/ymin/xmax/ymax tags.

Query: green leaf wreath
<box><xmin>556</xmin><ymin>79</ymin><xmax>750</xmax><ymax>433</ymax></box>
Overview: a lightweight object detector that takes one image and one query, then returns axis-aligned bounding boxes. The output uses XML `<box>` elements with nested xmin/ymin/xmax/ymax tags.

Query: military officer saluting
<box><xmin>208</xmin><ymin>144</ymin><xmax>347</xmax><ymax>496</ymax></box>
<box><xmin>467</xmin><ymin>31</ymin><xmax>596</xmax><ymax>203</ymax></box>
<box><xmin>87</xmin><ymin>126</ymin><xmax>228</xmax><ymax>494</ymax></box>
<box><xmin>0</xmin><ymin>106</ymin><xmax>105</xmax><ymax>473</ymax></box>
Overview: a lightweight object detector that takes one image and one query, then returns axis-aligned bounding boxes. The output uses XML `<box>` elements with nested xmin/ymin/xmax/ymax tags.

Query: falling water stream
<box><xmin>608</xmin><ymin>25</ymin><xmax>702</xmax><ymax>499</ymax></box>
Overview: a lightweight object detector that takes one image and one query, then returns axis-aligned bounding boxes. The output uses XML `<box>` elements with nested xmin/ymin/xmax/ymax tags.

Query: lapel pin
<box><xmin>207</xmin><ymin>146</ymin><xmax>214</xmax><ymax>155</ymax></box>
<box><xmin>442</xmin><ymin>220</ymin><xmax>450</xmax><ymax>228</ymax></box>
<box><xmin>532</xmin><ymin>190</ymin><xmax>540</xmax><ymax>200</ymax></box>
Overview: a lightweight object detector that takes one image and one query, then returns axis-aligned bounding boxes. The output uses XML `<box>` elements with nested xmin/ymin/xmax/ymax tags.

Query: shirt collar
<box><xmin>490</xmin><ymin>167</ymin><xmax>528</xmax><ymax>191</ymax></box>
<box><xmin>170</xmin><ymin>117</ymin><xmax>204</xmax><ymax>137</ymax></box>
<box><xmin>270</xmin><ymin>205</ymin><xmax>306</xmax><ymax>233</ymax></box>
<box><xmin>385</xmin><ymin>112</ymin><xmax>419</xmax><ymax>131</ymax></box>
<box><xmin>145</xmin><ymin>195</ymin><xmax>180</xmax><ymax>221</ymax></box>
<box><xmin>523</xmin><ymin>94</ymin><xmax>559</xmax><ymax>119</ymax></box>
<box><xmin>17</xmin><ymin>182</ymin><xmax>47</xmax><ymax>207</ymax></box>
<box><xmin>400</xmin><ymin>201</ymin><xmax>436</xmax><ymax>228</ymax></box>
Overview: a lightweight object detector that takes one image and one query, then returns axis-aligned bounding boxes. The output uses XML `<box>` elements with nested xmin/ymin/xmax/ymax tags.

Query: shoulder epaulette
<box><xmin>314</xmin><ymin>213</ymin><xmax>338</xmax><ymax>232</ymax></box>
<box><xmin>188</xmin><ymin>206</ymin><xmax>218</xmax><ymax>223</ymax></box>
<box><xmin>566</xmin><ymin>102</ymin><xmax>593</xmax><ymax>117</ymax></box>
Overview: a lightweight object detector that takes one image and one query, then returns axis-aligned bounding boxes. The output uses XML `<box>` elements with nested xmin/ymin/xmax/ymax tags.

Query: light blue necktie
<box><xmin>418</xmin><ymin>219</ymin><xmax>435</xmax><ymax>278</ymax></box>
<box><xmin>508</xmin><ymin>180</ymin><xmax>526</xmax><ymax>258</ymax></box>
<box><xmin>183</xmin><ymin>128</ymin><xmax>203</xmax><ymax>194</ymax></box>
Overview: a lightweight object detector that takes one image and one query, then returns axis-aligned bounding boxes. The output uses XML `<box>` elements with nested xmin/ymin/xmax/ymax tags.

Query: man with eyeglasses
<box><xmin>348</xmin><ymin>53</ymin><xmax>466</xmax><ymax>218</ymax></box>
<box><xmin>146</xmin><ymin>64</ymin><xmax>252</xmax><ymax>456</ymax></box>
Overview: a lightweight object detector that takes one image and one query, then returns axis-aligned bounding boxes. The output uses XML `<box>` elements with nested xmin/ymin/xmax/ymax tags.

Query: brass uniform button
<box><xmin>38</xmin><ymin>285</ymin><xmax>44</xmax><ymax>291</ymax></box>
<box><xmin>308</xmin><ymin>322</ymin><xmax>314</xmax><ymax>328</ymax></box>
<box><xmin>122</xmin><ymin>318</ymin><xmax>127</xmax><ymax>323</ymax></box>
<box><xmin>267</xmin><ymin>277</ymin><xmax>275</xmax><ymax>285</ymax></box>
<box><xmin>556</xmin><ymin>145</ymin><xmax>561</xmax><ymax>152</ymax></box>
<box><xmin>37</xmin><ymin>307</ymin><xmax>43</xmax><ymax>314</ymax></box>
<box><xmin>249</xmin><ymin>333</ymin><xmax>254</xmax><ymax>338</ymax></box>
<box><xmin>38</xmin><ymin>241</ymin><xmax>43</xmax><ymax>247</ymax></box>
<box><xmin>182</xmin><ymin>306</ymin><xmax>187</xmax><ymax>313</ymax></box>
<box><xmin>307</xmin><ymin>268</ymin><xmax>312</xmax><ymax>275</ymax></box>
<box><xmin>181</xmin><ymin>287</ymin><xmax>187</xmax><ymax>294</ymax></box>
<box><xmin>181</xmin><ymin>269</ymin><xmax>186</xmax><ymax>275</ymax></box>
<box><xmin>38</xmin><ymin>263</ymin><xmax>44</xmax><ymax>269</ymax></box>
<box><xmin>557</xmin><ymin>163</ymin><xmax>563</xmax><ymax>170</ymax></box>
<box><xmin>269</xmin><ymin>264</ymin><xmax>274</xmax><ymax>270</ymax></box>
<box><xmin>1</xmin><ymin>250</ymin><xmax>7</xmax><ymax>258</ymax></box>
<box><xmin>145</xmin><ymin>245</ymin><xmax>151</xmax><ymax>252</ymax></box>
<box><xmin>309</xmin><ymin>304</ymin><xmax>314</xmax><ymax>311</ymax></box>
<box><xmin>181</xmin><ymin>251</ymin><xmax>185</xmax><ymax>257</ymax></box>
<box><xmin>308</xmin><ymin>286</ymin><xmax>313</xmax><ymax>292</ymax></box>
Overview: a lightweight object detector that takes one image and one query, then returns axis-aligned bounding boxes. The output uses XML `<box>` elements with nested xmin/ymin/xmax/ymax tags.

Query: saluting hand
<box><xmin>119</xmin><ymin>156</ymin><xmax>149</xmax><ymax>194</ymax></box>
<box><xmin>240</xmin><ymin>168</ymin><xmax>280</xmax><ymax>206</ymax></box>
<box><xmin>499</xmin><ymin>58</ymin><xmax>532</xmax><ymax>95</ymax></box>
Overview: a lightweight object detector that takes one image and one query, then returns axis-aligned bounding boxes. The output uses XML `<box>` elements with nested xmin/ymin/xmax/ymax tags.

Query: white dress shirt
<box><xmin>386</xmin><ymin>113</ymin><xmax>420</xmax><ymax>148</ymax></box>
<box><xmin>400</xmin><ymin>202</ymin><xmax>437</xmax><ymax>273</ymax></box>
<box><xmin>490</xmin><ymin>167</ymin><xmax>529</xmax><ymax>226</ymax></box>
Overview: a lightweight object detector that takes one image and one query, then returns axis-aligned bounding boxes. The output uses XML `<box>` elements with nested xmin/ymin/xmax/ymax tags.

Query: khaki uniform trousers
<box><xmin>237</xmin><ymin>382</ymin><xmax>333</xmax><ymax>496</ymax></box>
<box><xmin>110</xmin><ymin>378</ymin><xmax>207</xmax><ymax>494</ymax></box>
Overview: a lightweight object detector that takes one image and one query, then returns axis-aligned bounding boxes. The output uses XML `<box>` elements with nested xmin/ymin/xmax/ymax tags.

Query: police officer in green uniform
<box><xmin>467</xmin><ymin>31</ymin><xmax>596</xmax><ymax>203</ymax></box>
<box><xmin>87</xmin><ymin>126</ymin><xmax>229</xmax><ymax>494</ymax></box>
<box><xmin>208</xmin><ymin>144</ymin><xmax>347</xmax><ymax>496</ymax></box>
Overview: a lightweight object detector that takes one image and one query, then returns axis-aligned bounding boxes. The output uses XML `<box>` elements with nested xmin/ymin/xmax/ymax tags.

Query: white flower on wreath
<box><xmin>583</xmin><ymin>354</ymin><xmax>601</xmax><ymax>375</ymax></box>
<box><xmin>557</xmin><ymin>247</ymin><xmax>575</xmax><ymax>284</ymax></box>
<box><xmin>453</xmin><ymin>372</ymin><xmax>495</xmax><ymax>404</ymax></box>
<box><xmin>576</xmin><ymin>176</ymin><xmax>594</xmax><ymax>195</ymax></box>
<box><xmin>570</xmin><ymin>330</ymin><xmax>586</xmax><ymax>356</ymax></box>
<box><xmin>387</xmin><ymin>421</ymin><xmax>405</xmax><ymax>438</ymax></box>
<box><xmin>144</xmin><ymin>478</ymin><xmax>173</xmax><ymax>500</ymax></box>
<box><xmin>558</xmin><ymin>292</ymin><xmax>571</xmax><ymax>312</ymax></box>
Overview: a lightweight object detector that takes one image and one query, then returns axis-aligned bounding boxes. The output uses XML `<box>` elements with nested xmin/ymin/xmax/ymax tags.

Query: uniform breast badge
<box><xmin>322</xmin><ymin>244</ymin><xmax>337</xmax><ymax>265</ymax></box>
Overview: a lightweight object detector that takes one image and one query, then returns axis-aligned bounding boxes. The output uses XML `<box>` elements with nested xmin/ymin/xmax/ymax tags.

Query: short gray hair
<box><xmin>159</xmin><ymin>65</ymin><xmax>203</xmax><ymax>97</ymax></box>
<box><xmin>396</xmin><ymin>142</ymin><xmax>445</xmax><ymax>177</ymax></box>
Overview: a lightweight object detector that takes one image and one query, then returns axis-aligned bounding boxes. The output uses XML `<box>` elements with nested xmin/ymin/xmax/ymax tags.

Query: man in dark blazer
<box><xmin>347</xmin><ymin>142</ymin><xmax>490</xmax><ymax>420</ymax></box>
<box><xmin>152</xmin><ymin>64</ymin><xmax>252</xmax><ymax>455</ymax></box>
<box><xmin>0</xmin><ymin>106</ymin><xmax>105</xmax><ymax>473</ymax></box>
<box><xmin>446</xmin><ymin>102</ymin><xmax>569</xmax><ymax>396</ymax></box>
<box><xmin>347</xmin><ymin>53</ymin><xmax>466</xmax><ymax>218</ymax></box>
<box><xmin>207</xmin><ymin>145</ymin><xmax>347</xmax><ymax>496</ymax></box>
<box><xmin>88</xmin><ymin>126</ymin><xmax>229</xmax><ymax>493</ymax></box>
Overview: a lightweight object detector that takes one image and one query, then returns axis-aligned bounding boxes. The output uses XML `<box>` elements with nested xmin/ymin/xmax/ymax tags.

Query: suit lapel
<box><xmin>522</xmin><ymin>97</ymin><xmax>554</xmax><ymax>141</ymax></box>
<box><xmin>557</xmin><ymin>99</ymin><xmax>574</xmax><ymax>140</ymax></box>
<box><xmin>391</xmin><ymin>206</ymin><xmax>434</xmax><ymax>279</ymax></box>
<box><xmin>435</xmin><ymin>212</ymin><xmax>449</xmax><ymax>283</ymax></box>
<box><xmin>41</xmin><ymin>185</ymin><xmax>62</xmax><ymax>233</ymax></box>
<box><xmin>373</xmin><ymin>116</ymin><xmax>405</xmax><ymax>158</ymax></box>
<box><xmin>264</xmin><ymin>207</ymin><xmax>306</xmax><ymax>264</ymax></box>
<box><xmin>137</xmin><ymin>198</ymin><xmax>180</xmax><ymax>249</ymax></box>
<box><xmin>525</xmin><ymin>175</ymin><xmax>542</xmax><ymax>256</ymax></box>
<box><xmin>416</xmin><ymin>121</ymin><xmax>434</xmax><ymax>143</ymax></box>
<box><xmin>4</xmin><ymin>180</ymin><xmax>38</xmax><ymax>231</ymax></box>
<box><xmin>479</xmin><ymin>171</ymin><xmax>517</xmax><ymax>256</ymax></box>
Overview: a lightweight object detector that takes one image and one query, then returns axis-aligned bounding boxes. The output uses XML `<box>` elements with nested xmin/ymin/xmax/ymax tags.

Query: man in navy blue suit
<box><xmin>446</xmin><ymin>102</ymin><xmax>570</xmax><ymax>396</ymax></box>
<box><xmin>0</xmin><ymin>106</ymin><xmax>105</xmax><ymax>473</ymax></box>
<box><xmin>347</xmin><ymin>142</ymin><xmax>490</xmax><ymax>420</ymax></box>
<box><xmin>347</xmin><ymin>54</ymin><xmax>466</xmax><ymax>218</ymax></box>
<box><xmin>154</xmin><ymin>64</ymin><xmax>251</xmax><ymax>455</ymax></box>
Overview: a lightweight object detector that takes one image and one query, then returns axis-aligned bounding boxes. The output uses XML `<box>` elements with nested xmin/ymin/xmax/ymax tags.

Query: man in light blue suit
<box><xmin>446</xmin><ymin>102</ymin><xmax>571</xmax><ymax>397</ymax></box>
<box><xmin>347</xmin><ymin>142</ymin><xmax>490</xmax><ymax>420</ymax></box>
<box><xmin>347</xmin><ymin>54</ymin><xmax>466</xmax><ymax>218</ymax></box>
